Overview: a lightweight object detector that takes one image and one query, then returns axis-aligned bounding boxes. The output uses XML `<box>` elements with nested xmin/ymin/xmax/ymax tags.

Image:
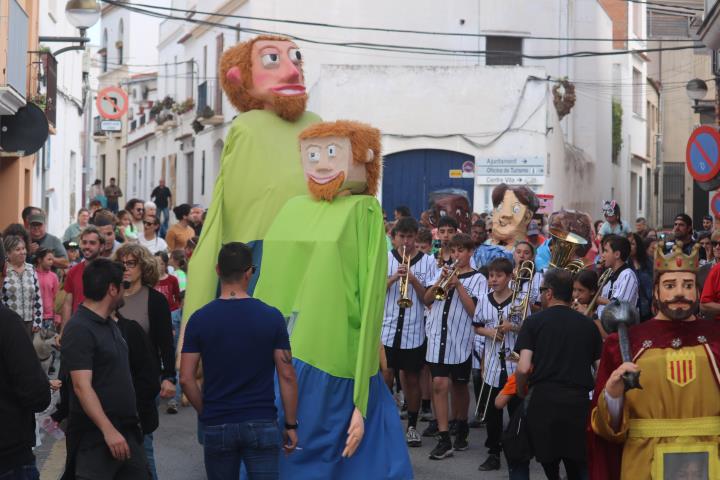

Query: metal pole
<box><xmin>656</xmin><ymin>41</ymin><xmax>664</xmax><ymax>229</ymax></box>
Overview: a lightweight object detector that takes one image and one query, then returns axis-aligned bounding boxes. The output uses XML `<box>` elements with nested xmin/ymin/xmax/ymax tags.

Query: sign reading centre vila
<box><xmin>475</xmin><ymin>157</ymin><xmax>545</xmax><ymax>185</ymax></box>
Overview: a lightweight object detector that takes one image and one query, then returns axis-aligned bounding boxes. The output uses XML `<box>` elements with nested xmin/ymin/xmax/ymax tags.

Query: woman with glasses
<box><xmin>1</xmin><ymin>235</ymin><xmax>43</xmax><ymax>338</ymax></box>
<box><xmin>697</xmin><ymin>231</ymin><xmax>720</xmax><ymax>292</ymax></box>
<box><xmin>115</xmin><ymin>243</ymin><xmax>175</xmax><ymax>480</ymax></box>
<box><xmin>138</xmin><ymin>215</ymin><xmax>168</xmax><ymax>255</ymax></box>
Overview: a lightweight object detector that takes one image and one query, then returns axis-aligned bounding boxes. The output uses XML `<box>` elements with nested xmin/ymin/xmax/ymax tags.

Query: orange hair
<box><xmin>219</xmin><ymin>34</ymin><xmax>301</xmax><ymax>113</ymax></box>
<box><xmin>299</xmin><ymin>120</ymin><xmax>382</xmax><ymax>196</ymax></box>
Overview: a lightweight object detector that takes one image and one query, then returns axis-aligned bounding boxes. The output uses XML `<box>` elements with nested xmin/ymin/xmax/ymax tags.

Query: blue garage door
<box><xmin>382</xmin><ymin>149</ymin><xmax>474</xmax><ymax>219</ymax></box>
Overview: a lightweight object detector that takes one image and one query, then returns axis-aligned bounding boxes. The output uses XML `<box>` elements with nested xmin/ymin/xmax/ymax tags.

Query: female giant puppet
<box><xmin>589</xmin><ymin>242</ymin><xmax>720</xmax><ymax>479</ymax></box>
<box><xmin>183</xmin><ymin>35</ymin><xmax>321</xmax><ymax>323</ymax></box>
<box><xmin>254</xmin><ymin>121</ymin><xmax>413</xmax><ymax>479</ymax></box>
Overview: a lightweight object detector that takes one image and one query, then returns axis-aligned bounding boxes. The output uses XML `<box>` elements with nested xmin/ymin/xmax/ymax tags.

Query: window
<box><xmin>203</xmin><ymin>45</ymin><xmax>208</xmax><ymax>82</ymax></box>
<box><xmin>638</xmin><ymin>176</ymin><xmax>643</xmax><ymax>211</ymax></box>
<box><xmin>186</xmin><ymin>60</ymin><xmax>194</xmax><ymax>99</ymax></box>
<box><xmin>117</xmin><ymin>19</ymin><xmax>124</xmax><ymax>65</ymax></box>
<box><xmin>486</xmin><ymin>36</ymin><xmax>523</xmax><ymax>66</ymax></box>
<box><xmin>632</xmin><ymin>68</ymin><xmax>642</xmax><ymax>115</ymax></box>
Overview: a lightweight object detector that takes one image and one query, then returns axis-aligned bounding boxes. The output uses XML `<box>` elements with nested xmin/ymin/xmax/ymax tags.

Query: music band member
<box><xmin>595</xmin><ymin>235</ymin><xmax>639</xmax><ymax>321</ymax></box>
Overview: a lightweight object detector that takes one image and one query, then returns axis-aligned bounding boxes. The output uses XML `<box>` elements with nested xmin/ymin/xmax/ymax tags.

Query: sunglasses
<box><xmin>713</xmin><ymin>241</ymin><xmax>720</xmax><ymax>247</ymax></box>
<box><xmin>121</xmin><ymin>260</ymin><xmax>138</xmax><ymax>269</ymax></box>
<box><xmin>135</xmin><ymin>208</ymin><xmax>145</xmax><ymax>212</ymax></box>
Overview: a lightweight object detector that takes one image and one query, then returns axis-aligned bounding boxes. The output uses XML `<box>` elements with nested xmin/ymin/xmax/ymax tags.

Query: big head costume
<box><xmin>183</xmin><ymin>35</ymin><xmax>321</xmax><ymax>326</ymax></box>
<box><xmin>254</xmin><ymin>121</ymin><xmax>412</xmax><ymax>479</ymax></box>
<box><xmin>589</xmin><ymin>242</ymin><xmax>720</xmax><ymax>480</ymax></box>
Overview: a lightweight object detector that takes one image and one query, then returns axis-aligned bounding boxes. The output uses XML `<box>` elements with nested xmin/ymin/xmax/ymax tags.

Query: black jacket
<box><xmin>146</xmin><ymin>287</ymin><xmax>176</xmax><ymax>381</ymax></box>
<box><xmin>116</xmin><ymin>314</ymin><xmax>160</xmax><ymax>434</ymax></box>
<box><xmin>0</xmin><ymin>306</ymin><xmax>51</xmax><ymax>473</ymax></box>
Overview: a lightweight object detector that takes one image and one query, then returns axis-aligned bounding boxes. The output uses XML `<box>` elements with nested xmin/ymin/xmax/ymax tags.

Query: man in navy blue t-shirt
<box><xmin>180</xmin><ymin>242</ymin><xmax>298</xmax><ymax>480</ymax></box>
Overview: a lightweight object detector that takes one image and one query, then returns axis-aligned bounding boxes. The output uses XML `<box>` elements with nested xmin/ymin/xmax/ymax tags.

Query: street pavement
<box><xmin>36</xmin><ymin>399</ymin><xmax>547</xmax><ymax>479</ymax></box>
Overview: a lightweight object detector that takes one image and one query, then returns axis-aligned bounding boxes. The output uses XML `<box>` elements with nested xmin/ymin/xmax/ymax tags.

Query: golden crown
<box><xmin>654</xmin><ymin>241</ymin><xmax>700</xmax><ymax>274</ymax></box>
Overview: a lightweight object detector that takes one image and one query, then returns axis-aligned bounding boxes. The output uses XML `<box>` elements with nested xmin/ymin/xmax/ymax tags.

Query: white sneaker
<box><xmin>406</xmin><ymin>426</ymin><xmax>422</xmax><ymax>447</ymax></box>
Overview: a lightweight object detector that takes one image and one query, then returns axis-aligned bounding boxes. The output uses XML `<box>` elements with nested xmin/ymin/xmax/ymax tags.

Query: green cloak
<box><xmin>254</xmin><ymin>194</ymin><xmax>387</xmax><ymax>416</ymax></box>
<box><xmin>183</xmin><ymin>109</ymin><xmax>321</xmax><ymax>324</ymax></box>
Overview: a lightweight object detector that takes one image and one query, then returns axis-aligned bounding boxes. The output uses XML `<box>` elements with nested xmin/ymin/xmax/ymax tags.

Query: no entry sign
<box><xmin>96</xmin><ymin>86</ymin><xmax>129</xmax><ymax>120</ymax></box>
<box><xmin>712</xmin><ymin>191</ymin><xmax>720</xmax><ymax>218</ymax></box>
<box><xmin>686</xmin><ymin>126</ymin><xmax>720</xmax><ymax>182</ymax></box>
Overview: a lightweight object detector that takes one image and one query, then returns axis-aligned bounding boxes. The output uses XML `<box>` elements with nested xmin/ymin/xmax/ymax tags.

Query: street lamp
<box><xmin>686</xmin><ymin>78</ymin><xmax>716</xmax><ymax>116</ymax></box>
<box><xmin>39</xmin><ymin>0</ymin><xmax>101</xmax><ymax>56</ymax></box>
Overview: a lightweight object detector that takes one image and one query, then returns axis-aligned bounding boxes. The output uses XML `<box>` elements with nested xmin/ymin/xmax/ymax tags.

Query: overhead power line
<box><xmin>107</xmin><ymin>0</ymin><xmax>699</xmax><ymax>43</ymax></box>
<box><xmin>104</xmin><ymin>0</ymin><xmax>704</xmax><ymax>60</ymax></box>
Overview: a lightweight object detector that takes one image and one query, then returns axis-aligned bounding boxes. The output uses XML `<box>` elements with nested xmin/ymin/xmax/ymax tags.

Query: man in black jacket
<box><xmin>0</xmin><ymin>241</ymin><xmax>52</xmax><ymax>479</ymax></box>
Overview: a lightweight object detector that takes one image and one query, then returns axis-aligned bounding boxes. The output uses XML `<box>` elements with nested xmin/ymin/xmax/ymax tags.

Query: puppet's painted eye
<box><xmin>261</xmin><ymin>53</ymin><xmax>280</xmax><ymax>67</ymax></box>
<box><xmin>512</xmin><ymin>204</ymin><xmax>521</xmax><ymax>215</ymax></box>
<box><xmin>308</xmin><ymin>150</ymin><xmax>320</xmax><ymax>162</ymax></box>
<box><xmin>288</xmin><ymin>48</ymin><xmax>302</xmax><ymax>64</ymax></box>
<box><xmin>327</xmin><ymin>145</ymin><xmax>337</xmax><ymax>157</ymax></box>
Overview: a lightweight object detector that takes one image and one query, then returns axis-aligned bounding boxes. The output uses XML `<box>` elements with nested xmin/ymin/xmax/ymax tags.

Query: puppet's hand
<box><xmin>341</xmin><ymin>407</ymin><xmax>365</xmax><ymax>458</ymax></box>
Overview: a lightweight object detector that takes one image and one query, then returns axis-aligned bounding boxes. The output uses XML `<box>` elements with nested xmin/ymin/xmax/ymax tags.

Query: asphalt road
<box><xmin>36</xmin><ymin>398</ymin><xmax>548</xmax><ymax>479</ymax></box>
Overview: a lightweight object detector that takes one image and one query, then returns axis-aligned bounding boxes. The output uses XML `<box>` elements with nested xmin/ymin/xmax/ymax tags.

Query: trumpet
<box><xmin>584</xmin><ymin>267</ymin><xmax>613</xmax><ymax>317</ymax></box>
<box><xmin>436</xmin><ymin>245</ymin><xmax>445</xmax><ymax>269</ymax></box>
<box><xmin>434</xmin><ymin>260</ymin><xmax>458</xmax><ymax>301</ymax></box>
<box><xmin>397</xmin><ymin>246</ymin><xmax>413</xmax><ymax>308</ymax></box>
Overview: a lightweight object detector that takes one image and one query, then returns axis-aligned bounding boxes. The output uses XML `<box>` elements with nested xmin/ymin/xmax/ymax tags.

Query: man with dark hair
<box><xmin>0</xmin><ymin>240</ymin><xmax>52</xmax><ymax>480</ymax></box>
<box><xmin>61</xmin><ymin>258</ymin><xmax>150</xmax><ymax>478</ymax></box>
<box><xmin>634</xmin><ymin>217</ymin><xmax>648</xmax><ymax>238</ymax></box>
<box><xmin>62</xmin><ymin>226</ymin><xmax>105</xmax><ymax>329</ymax></box>
<box><xmin>91</xmin><ymin>214</ymin><xmax>121</xmax><ymax>258</ymax></box>
<box><xmin>667</xmin><ymin>213</ymin><xmax>695</xmax><ymax>255</ymax></box>
<box><xmin>394</xmin><ymin>205</ymin><xmax>411</xmax><ymax>220</ymax></box>
<box><xmin>104</xmin><ymin>178</ymin><xmax>123</xmax><ymax>214</ymax></box>
<box><xmin>21</xmin><ymin>206</ymin><xmax>42</xmax><ymax>229</ymax></box>
<box><xmin>702</xmin><ymin>214</ymin><xmax>713</xmax><ymax>234</ymax></box>
<box><xmin>180</xmin><ymin>242</ymin><xmax>298</xmax><ymax>478</ymax></box>
<box><xmin>515</xmin><ymin>268</ymin><xmax>602</xmax><ymax>479</ymax></box>
<box><xmin>596</xmin><ymin>235</ymin><xmax>638</xmax><ymax>320</ymax></box>
<box><xmin>150</xmin><ymin>179</ymin><xmax>172</xmax><ymax>238</ymax></box>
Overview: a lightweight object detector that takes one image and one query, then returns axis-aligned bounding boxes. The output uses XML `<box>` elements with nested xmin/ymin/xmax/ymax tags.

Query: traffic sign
<box><xmin>96</xmin><ymin>86</ymin><xmax>129</xmax><ymax>120</ymax></box>
<box><xmin>686</xmin><ymin>125</ymin><xmax>720</xmax><ymax>182</ymax></box>
<box><xmin>711</xmin><ymin>191</ymin><xmax>720</xmax><ymax>218</ymax></box>
<box><xmin>100</xmin><ymin>120</ymin><xmax>122</xmax><ymax>131</ymax></box>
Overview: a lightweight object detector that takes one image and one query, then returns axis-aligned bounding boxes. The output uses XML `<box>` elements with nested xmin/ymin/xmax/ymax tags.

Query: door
<box><xmin>382</xmin><ymin>149</ymin><xmax>474</xmax><ymax>220</ymax></box>
<box><xmin>662</xmin><ymin>163</ymin><xmax>684</xmax><ymax>229</ymax></box>
<box><xmin>186</xmin><ymin>152</ymin><xmax>194</xmax><ymax>203</ymax></box>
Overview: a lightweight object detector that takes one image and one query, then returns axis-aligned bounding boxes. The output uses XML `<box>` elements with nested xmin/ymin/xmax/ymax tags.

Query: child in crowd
<box><xmin>474</xmin><ymin>257</ymin><xmax>520</xmax><ymax>472</ymax></box>
<box><xmin>116</xmin><ymin>209</ymin><xmax>138</xmax><ymax>243</ymax></box>
<box><xmin>34</xmin><ymin>248</ymin><xmax>59</xmax><ymax>328</ymax></box>
<box><xmin>154</xmin><ymin>251</ymin><xmax>183</xmax><ymax>414</ymax></box>
<box><xmin>435</xmin><ymin>217</ymin><xmax>459</xmax><ymax>267</ymax></box>
<box><xmin>63</xmin><ymin>241</ymin><xmax>81</xmax><ymax>267</ymax></box>
<box><xmin>416</xmin><ymin>228</ymin><xmax>433</xmax><ymax>255</ymax></box>
<box><xmin>169</xmin><ymin>249</ymin><xmax>188</xmax><ymax>292</ymax></box>
<box><xmin>423</xmin><ymin>233</ymin><xmax>486</xmax><ymax>460</ymax></box>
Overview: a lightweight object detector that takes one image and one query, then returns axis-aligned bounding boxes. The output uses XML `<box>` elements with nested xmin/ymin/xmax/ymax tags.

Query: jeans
<box><xmin>171</xmin><ymin>309</ymin><xmax>183</xmax><ymax>404</ymax></box>
<box><xmin>203</xmin><ymin>420</ymin><xmax>281</xmax><ymax>480</ymax></box>
<box><xmin>159</xmin><ymin>207</ymin><xmax>170</xmax><ymax>238</ymax></box>
<box><xmin>0</xmin><ymin>463</ymin><xmax>39</xmax><ymax>480</ymax></box>
<box><xmin>144</xmin><ymin>433</ymin><xmax>158</xmax><ymax>480</ymax></box>
<box><xmin>107</xmin><ymin>200</ymin><xmax>119</xmax><ymax>214</ymax></box>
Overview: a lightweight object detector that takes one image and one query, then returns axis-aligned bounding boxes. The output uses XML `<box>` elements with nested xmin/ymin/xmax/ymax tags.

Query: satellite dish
<box><xmin>0</xmin><ymin>103</ymin><xmax>49</xmax><ymax>156</ymax></box>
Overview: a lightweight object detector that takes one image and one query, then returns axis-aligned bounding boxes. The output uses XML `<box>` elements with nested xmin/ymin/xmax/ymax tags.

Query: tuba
<box><xmin>549</xmin><ymin>228</ymin><xmax>588</xmax><ymax>272</ymax></box>
<box><xmin>397</xmin><ymin>246</ymin><xmax>413</xmax><ymax>308</ymax></box>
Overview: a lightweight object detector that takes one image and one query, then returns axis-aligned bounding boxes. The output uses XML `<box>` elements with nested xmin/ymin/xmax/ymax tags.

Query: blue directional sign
<box><xmin>686</xmin><ymin>126</ymin><xmax>720</xmax><ymax>182</ymax></box>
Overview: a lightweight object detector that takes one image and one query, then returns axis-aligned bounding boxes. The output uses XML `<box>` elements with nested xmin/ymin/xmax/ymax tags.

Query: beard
<box><xmin>271</xmin><ymin>93</ymin><xmax>307</xmax><ymax>122</ymax></box>
<box><xmin>657</xmin><ymin>295</ymin><xmax>698</xmax><ymax>322</ymax></box>
<box><xmin>307</xmin><ymin>172</ymin><xmax>346</xmax><ymax>202</ymax></box>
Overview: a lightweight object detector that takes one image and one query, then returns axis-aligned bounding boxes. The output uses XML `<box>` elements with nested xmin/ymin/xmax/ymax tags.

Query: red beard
<box><xmin>307</xmin><ymin>172</ymin><xmax>346</xmax><ymax>202</ymax></box>
<box><xmin>271</xmin><ymin>93</ymin><xmax>308</xmax><ymax>122</ymax></box>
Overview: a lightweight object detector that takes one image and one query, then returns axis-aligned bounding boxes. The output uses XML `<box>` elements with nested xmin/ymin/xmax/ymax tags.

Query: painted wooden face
<box><xmin>300</xmin><ymin>136</ymin><xmax>371</xmax><ymax>201</ymax></box>
<box><xmin>492</xmin><ymin>190</ymin><xmax>528</xmax><ymax>242</ymax></box>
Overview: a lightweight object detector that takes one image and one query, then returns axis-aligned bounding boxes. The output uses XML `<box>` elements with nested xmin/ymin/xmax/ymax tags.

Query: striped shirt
<box><xmin>473</xmin><ymin>292</ymin><xmax>520</xmax><ymax>388</ymax></box>
<box><xmin>596</xmin><ymin>264</ymin><xmax>639</xmax><ymax>319</ymax></box>
<box><xmin>425</xmin><ymin>270</ymin><xmax>487</xmax><ymax>365</ymax></box>
<box><xmin>382</xmin><ymin>250</ymin><xmax>437</xmax><ymax>349</ymax></box>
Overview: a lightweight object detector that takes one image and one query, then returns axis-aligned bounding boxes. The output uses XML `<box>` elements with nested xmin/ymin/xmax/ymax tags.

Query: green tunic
<box><xmin>183</xmin><ymin>110</ymin><xmax>321</xmax><ymax>324</ymax></box>
<box><xmin>254</xmin><ymin>195</ymin><xmax>387</xmax><ymax>416</ymax></box>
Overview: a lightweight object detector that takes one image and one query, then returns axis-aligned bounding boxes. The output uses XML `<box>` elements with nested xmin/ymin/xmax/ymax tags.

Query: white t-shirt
<box><xmin>138</xmin><ymin>235</ymin><xmax>168</xmax><ymax>254</ymax></box>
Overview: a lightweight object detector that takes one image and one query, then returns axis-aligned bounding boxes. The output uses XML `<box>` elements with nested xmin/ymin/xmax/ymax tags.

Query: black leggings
<box><xmin>540</xmin><ymin>458</ymin><xmax>588</xmax><ymax>480</ymax></box>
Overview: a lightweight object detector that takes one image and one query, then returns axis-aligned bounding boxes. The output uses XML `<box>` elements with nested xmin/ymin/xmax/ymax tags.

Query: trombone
<box><xmin>434</xmin><ymin>260</ymin><xmax>458</xmax><ymax>301</ymax></box>
<box><xmin>509</xmin><ymin>260</ymin><xmax>535</xmax><ymax>324</ymax></box>
<box><xmin>584</xmin><ymin>267</ymin><xmax>613</xmax><ymax>317</ymax></box>
<box><xmin>475</xmin><ymin>308</ymin><xmax>510</xmax><ymax>421</ymax></box>
<box><xmin>397</xmin><ymin>246</ymin><xmax>413</xmax><ymax>308</ymax></box>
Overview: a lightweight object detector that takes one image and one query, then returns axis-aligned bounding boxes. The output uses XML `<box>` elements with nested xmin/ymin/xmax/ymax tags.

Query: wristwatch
<box><xmin>284</xmin><ymin>421</ymin><xmax>299</xmax><ymax>430</ymax></box>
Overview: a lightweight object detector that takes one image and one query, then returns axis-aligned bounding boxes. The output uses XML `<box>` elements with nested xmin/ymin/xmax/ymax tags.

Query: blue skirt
<box><xmin>275</xmin><ymin>359</ymin><xmax>413</xmax><ymax>480</ymax></box>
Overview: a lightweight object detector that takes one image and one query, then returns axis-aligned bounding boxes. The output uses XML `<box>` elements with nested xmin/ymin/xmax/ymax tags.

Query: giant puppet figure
<box><xmin>589</xmin><ymin>242</ymin><xmax>720</xmax><ymax>480</ymax></box>
<box><xmin>254</xmin><ymin>121</ymin><xmax>413</xmax><ymax>479</ymax></box>
<box><xmin>183</xmin><ymin>35</ymin><xmax>321</xmax><ymax>323</ymax></box>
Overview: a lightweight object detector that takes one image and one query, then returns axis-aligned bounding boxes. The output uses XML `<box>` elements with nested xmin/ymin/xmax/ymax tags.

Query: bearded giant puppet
<box><xmin>254</xmin><ymin>121</ymin><xmax>413</xmax><ymax>479</ymax></box>
<box><xmin>589</xmin><ymin>242</ymin><xmax>720</xmax><ymax>480</ymax></box>
<box><xmin>183</xmin><ymin>35</ymin><xmax>321</xmax><ymax>324</ymax></box>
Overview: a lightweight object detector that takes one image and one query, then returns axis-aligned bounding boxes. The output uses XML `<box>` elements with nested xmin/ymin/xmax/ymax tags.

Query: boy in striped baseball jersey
<box><xmin>423</xmin><ymin>234</ymin><xmax>487</xmax><ymax>460</ymax></box>
<box><xmin>596</xmin><ymin>235</ymin><xmax>639</xmax><ymax>320</ymax></box>
<box><xmin>474</xmin><ymin>257</ymin><xmax>521</xmax><ymax>471</ymax></box>
<box><xmin>382</xmin><ymin>217</ymin><xmax>436</xmax><ymax>447</ymax></box>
